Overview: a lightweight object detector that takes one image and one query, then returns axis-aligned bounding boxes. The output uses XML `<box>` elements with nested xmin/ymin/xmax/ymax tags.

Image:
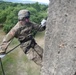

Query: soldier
<box><xmin>0</xmin><ymin>9</ymin><xmax>46</xmax><ymax>66</ymax></box>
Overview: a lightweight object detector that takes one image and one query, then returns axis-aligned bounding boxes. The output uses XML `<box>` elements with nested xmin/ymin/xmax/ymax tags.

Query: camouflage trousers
<box><xmin>20</xmin><ymin>39</ymin><xmax>43</xmax><ymax>66</ymax></box>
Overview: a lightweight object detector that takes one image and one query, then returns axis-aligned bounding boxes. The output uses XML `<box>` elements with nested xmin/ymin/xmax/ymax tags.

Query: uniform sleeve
<box><xmin>0</xmin><ymin>25</ymin><xmax>17</xmax><ymax>51</ymax></box>
<box><xmin>32</xmin><ymin>22</ymin><xmax>46</xmax><ymax>31</ymax></box>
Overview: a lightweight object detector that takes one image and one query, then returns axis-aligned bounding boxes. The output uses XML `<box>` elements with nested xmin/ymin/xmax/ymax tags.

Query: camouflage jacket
<box><xmin>0</xmin><ymin>21</ymin><xmax>45</xmax><ymax>51</ymax></box>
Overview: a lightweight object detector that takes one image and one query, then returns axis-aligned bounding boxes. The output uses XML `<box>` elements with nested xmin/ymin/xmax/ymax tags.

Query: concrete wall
<box><xmin>42</xmin><ymin>0</ymin><xmax>76</xmax><ymax>75</ymax></box>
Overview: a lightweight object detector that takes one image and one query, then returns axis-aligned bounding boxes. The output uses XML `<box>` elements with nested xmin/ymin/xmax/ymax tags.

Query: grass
<box><xmin>0</xmin><ymin>29</ymin><xmax>44</xmax><ymax>75</ymax></box>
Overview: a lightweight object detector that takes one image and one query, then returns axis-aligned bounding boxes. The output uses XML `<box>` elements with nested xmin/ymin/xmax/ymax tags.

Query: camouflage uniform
<box><xmin>0</xmin><ymin>21</ymin><xmax>45</xmax><ymax>66</ymax></box>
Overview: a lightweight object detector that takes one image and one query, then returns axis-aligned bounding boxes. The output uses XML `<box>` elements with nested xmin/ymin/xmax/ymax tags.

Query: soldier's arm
<box><xmin>0</xmin><ymin>25</ymin><xmax>17</xmax><ymax>51</ymax></box>
<box><xmin>32</xmin><ymin>22</ymin><xmax>46</xmax><ymax>31</ymax></box>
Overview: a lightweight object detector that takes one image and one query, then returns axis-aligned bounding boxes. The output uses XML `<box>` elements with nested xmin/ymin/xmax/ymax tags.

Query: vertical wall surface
<box><xmin>42</xmin><ymin>0</ymin><xmax>76</xmax><ymax>75</ymax></box>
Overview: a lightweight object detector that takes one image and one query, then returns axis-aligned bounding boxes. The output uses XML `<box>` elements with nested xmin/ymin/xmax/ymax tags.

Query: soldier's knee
<box><xmin>34</xmin><ymin>45</ymin><xmax>43</xmax><ymax>56</ymax></box>
<box><xmin>26</xmin><ymin>50</ymin><xmax>43</xmax><ymax>67</ymax></box>
<box><xmin>32</xmin><ymin>57</ymin><xmax>43</xmax><ymax>67</ymax></box>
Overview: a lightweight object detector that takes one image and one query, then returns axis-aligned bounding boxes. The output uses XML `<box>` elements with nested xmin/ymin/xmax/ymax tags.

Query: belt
<box><xmin>20</xmin><ymin>35</ymin><xmax>33</xmax><ymax>43</ymax></box>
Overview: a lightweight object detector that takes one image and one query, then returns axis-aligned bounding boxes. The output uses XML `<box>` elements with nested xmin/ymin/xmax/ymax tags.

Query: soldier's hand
<box><xmin>41</xmin><ymin>19</ymin><xmax>46</xmax><ymax>27</ymax></box>
<box><xmin>0</xmin><ymin>46</ymin><xmax>6</xmax><ymax>58</ymax></box>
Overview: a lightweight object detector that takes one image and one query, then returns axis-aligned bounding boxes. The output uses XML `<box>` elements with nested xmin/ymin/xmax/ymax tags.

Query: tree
<box><xmin>0</xmin><ymin>10</ymin><xmax>7</xmax><ymax>23</ymax></box>
<box><xmin>32</xmin><ymin>2</ymin><xmax>41</xmax><ymax>12</ymax></box>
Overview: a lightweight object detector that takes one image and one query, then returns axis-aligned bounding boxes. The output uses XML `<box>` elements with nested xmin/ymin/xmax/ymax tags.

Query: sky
<box><xmin>3</xmin><ymin>0</ymin><xmax>49</xmax><ymax>4</ymax></box>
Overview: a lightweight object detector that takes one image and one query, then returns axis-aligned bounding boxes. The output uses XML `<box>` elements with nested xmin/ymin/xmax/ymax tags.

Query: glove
<box><xmin>0</xmin><ymin>46</ymin><xmax>5</xmax><ymax>58</ymax></box>
<box><xmin>41</xmin><ymin>19</ymin><xmax>46</xmax><ymax>27</ymax></box>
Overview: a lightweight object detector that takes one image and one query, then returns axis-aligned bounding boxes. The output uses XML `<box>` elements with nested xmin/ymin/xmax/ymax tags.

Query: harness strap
<box><xmin>19</xmin><ymin>35</ymin><xmax>33</xmax><ymax>43</ymax></box>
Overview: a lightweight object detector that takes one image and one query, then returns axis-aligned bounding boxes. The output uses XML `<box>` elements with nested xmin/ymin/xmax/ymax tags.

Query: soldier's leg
<box><xmin>32</xmin><ymin>44</ymin><xmax>43</xmax><ymax>66</ymax></box>
<box><xmin>26</xmin><ymin>44</ymin><xmax>43</xmax><ymax>67</ymax></box>
<box><xmin>20</xmin><ymin>40</ymin><xmax>43</xmax><ymax>66</ymax></box>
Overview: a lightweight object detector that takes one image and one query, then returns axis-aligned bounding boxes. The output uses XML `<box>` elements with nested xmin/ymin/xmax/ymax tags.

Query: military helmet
<box><xmin>18</xmin><ymin>9</ymin><xmax>30</xmax><ymax>20</ymax></box>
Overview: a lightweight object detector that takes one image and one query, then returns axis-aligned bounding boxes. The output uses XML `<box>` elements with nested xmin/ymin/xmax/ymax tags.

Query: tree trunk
<box><xmin>42</xmin><ymin>0</ymin><xmax>76</xmax><ymax>75</ymax></box>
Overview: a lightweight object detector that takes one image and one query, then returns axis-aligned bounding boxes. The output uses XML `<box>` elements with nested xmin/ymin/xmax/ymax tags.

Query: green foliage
<box><xmin>32</xmin><ymin>2</ymin><xmax>41</xmax><ymax>12</ymax></box>
<box><xmin>0</xmin><ymin>10</ymin><xmax>7</xmax><ymax>23</ymax></box>
<box><xmin>0</xmin><ymin>1</ymin><xmax>48</xmax><ymax>33</ymax></box>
